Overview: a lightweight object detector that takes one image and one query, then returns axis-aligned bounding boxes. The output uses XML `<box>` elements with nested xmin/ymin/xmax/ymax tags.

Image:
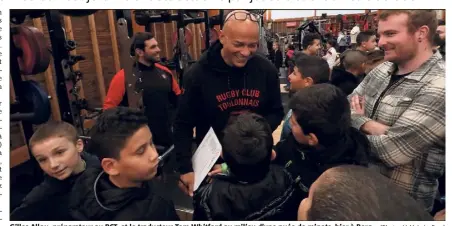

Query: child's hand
<box><xmin>434</xmin><ymin>209</ymin><xmax>445</xmax><ymax>221</ymax></box>
<box><xmin>208</xmin><ymin>164</ymin><xmax>223</xmax><ymax>177</ymax></box>
<box><xmin>350</xmin><ymin>95</ymin><xmax>365</xmax><ymax>116</ymax></box>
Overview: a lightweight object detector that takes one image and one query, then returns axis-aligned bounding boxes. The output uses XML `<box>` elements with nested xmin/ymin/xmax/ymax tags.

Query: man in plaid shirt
<box><xmin>348</xmin><ymin>10</ymin><xmax>445</xmax><ymax>212</ymax></box>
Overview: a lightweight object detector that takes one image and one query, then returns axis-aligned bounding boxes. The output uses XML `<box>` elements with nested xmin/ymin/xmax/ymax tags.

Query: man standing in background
<box><xmin>103</xmin><ymin>32</ymin><xmax>181</xmax><ymax>152</ymax></box>
<box><xmin>270</xmin><ymin>42</ymin><xmax>283</xmax><ymax>74</ymax></box>
<box><xmin>434</xmin><ymin>20</ymin><xmax>445</xmax><ymax>60</ymax></box>
<box><xmin>350</xmin><ymin>23</ymin><xmax>361</xmax><ymax>49</ymax></box>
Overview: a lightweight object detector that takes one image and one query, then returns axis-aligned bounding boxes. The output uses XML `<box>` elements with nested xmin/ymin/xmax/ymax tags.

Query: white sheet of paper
<box><xmin>192</xmin><ymin>127</ymin><xmax>222</xmax><ymax>191</ymax></box>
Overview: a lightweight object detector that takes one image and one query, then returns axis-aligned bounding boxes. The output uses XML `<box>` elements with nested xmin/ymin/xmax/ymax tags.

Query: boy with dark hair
<box><xmin>298</xmin><ymin>165</ymin><xmax>433</xmax><ymax>221</ymax></box>
<box><xmin>301</xmin><ymin>33</ymin><xmax>322</xmax><ymax>56</ymax></box>
<box><xmin>274</xmin><ymin>84</ymin><xmax>369</xmax><ymax>201</ymax></box>
<box><xmin>69</xmin><ymin>107</ymin><xmax>179</xmax><ymax>220</ymax></box>
<box><xmin>280</xmin><ymin>54</ymin><xmax>330</xmax><ymax>140</ymax></box>
<box><xmin>193</xmin><ymin>113</ymin><xmax>300</xmax><ymax>220</ymax></box>
<box><xmin>356</xmin><ymin>30</ymin><xmax>377</xmax><ymax>52</ymax></box>
<box><xmin>331</xmin><ymin>50</ymin><xmax>368</xmax><ymax>95</ymax></box>
<box><xmin>364</xmin><ymin>49</ymin><xmax>385</xmax><ymax>74</ymax></box>
<box><xmin>11</xmin><ymin>121</ymin><xmax>99</xmax><ymax>220</ymax></box>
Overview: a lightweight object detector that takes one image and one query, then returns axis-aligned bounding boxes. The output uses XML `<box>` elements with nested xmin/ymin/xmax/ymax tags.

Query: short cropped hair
<box><xmin>366</xmin><ymin>49</ymin><xmax>385</xmax><ymax>64</ymax></box>
<box><xmin>289</xmin><ymin>84</ymin><xmax>350</xmax><ymax>146</ymax></box>
<box><xmin>379</xmin><ymin>10</ymin><xmax>437</xmax><ymax>44</ymax></box>
<box><xmin>302</xmin><ymin>33</ymin><xmax>321</xmax><ymax>50</ymax></box>
<box><xmin>342</xmin><ymin>50</ymin><xmax>367</xmax><ymax>71</ymax></box>
<box><xmin>293</xmin><ymin>55</ymin><xmax>330</xmax><ymax>84</ymax></box>
<box><xmin>356</xmin><ymin>30</ymin><xmax>376</xmax><ymax>45</ymax></box>
<box><xmin>130</xmin><ymin>32</ymin><xmax>154</xmax><ymax>56</ymax></box>
<box><xmin>308</xmin><ymin>165</ymin><xmax>434</xmax><ymax>221</ymax></box>
<box><xmin>30</xmin><ymin>121</ymin><xmax>78</xmax><ymax>149</ymax></box>
<box><xmin>87</xmin><ymin>107</ymin><xmax>148</xmax><ymax>160</ymax></box>
<box><xmin>221</xmin><ymin>113</ymin><xmax>273</xmax><ymax>182</ymax></box>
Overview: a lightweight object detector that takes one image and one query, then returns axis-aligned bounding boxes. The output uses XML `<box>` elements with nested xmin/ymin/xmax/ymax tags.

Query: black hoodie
<box><xmin>330</xmin><ymin>67</ymin><xmax>364</xmax><ymax>95</ymax></box>
<box><xmin>174</xmin><ymin>41</ymin><xmax>284</xmax><ymax>174</ymax></box>
<box><xmin>273</xmin><ymin>128</ymin><xmax>370</xmax><ymax>197</ymax></box>
<box><xmin>193</xmin><ymin>165</ymin><xmax>302</xmax><ymax>221</ymax></box>
<box><xmin>10</xmin><ymin>152</ymin><xmax>99</xmax><ymax>220</ymax></box>
<box><xmin>69</xmin><ymin>167</ymin><xmax>179</xmax><ymax>221</ymax></box>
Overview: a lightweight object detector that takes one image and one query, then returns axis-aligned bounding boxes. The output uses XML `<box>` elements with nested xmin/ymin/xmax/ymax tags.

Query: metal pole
<box><xmin>46</xmin><ymin>10</ymin><xmax>75</xmax><ymax>124</ymax></box>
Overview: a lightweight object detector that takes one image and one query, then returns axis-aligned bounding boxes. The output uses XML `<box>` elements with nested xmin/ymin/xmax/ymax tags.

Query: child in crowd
<box><xmin>364</xmin><ymin>49</ymin><xmax>385</xmax><ymax>74</ymax></box>
<box><xmin>280</xmin><ymin>54</ymin><xmax>330</xmax><ymax>141</ymax></box>
<box><xmin>274</xmin><ymin>84</ymin><xmax>370</xmax><ymax>200</ymax></box>
<box><xmin>193</xmin><ymin>113</ymin><xmax>300</xmax><ymax>220</ymax></box>
<box><xmin>69</xmin><ymin>107</ymin><xmax>179</xmax><ymax>220</ymax></box>
<box><xmin>11</xmin><ymin>121</ymin><xmax>99</xmax><ymax>220</ymax></box>
<box><xmin>330</xmin><ymin>50</ymin><xmax>368</xmax><ymax>95</ymax></box>
<box><xmin>298</xmin><ymin>165</ymin><xmax>434</xmax><ymax>221</ymax></box>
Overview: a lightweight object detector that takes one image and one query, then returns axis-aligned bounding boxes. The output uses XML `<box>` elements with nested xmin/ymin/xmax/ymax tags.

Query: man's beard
<box><xmin>434</xmin><ymin>33</ymin><xmax>445</xmax><ymax>47</ymax></box>
<box><xmin>144</xmin><ymin>54</ymin><xmax>160</xmax><ymax>64</ymax></box>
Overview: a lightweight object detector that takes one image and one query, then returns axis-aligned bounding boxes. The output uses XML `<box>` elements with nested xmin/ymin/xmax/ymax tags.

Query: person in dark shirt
<box><xmin>11</xmin><ymin>121</ymin><xmax>99</xmax><ymax>220</ymax></box>
<box><xmin>69</xmin><ymin>107</ymin><xmax>179</xmax><ymax>221</ymax></box>
<box><xmin>193</xmin><ymin>113</ymin><xmax>300</xmax><ymax>220</ymax></box>
<box><xmin>173</xmin><ymin>10</ymin><xmax>284</xmax><ymax>197</ymax></box>
<box><xmin>434</xmin><ymin>19</ymin><xmax>445</xmax><ymax>60</ymax></box>
<box><xmin>274</xmin><ymin>84</ymin><xmax>370</xmax><ymax>202</ymax></box>
<box><xmin>103</xmin><ymin>32</ymin><xmax>182</xmax><ymax>151</ymax></box>
<box><xmin>270</xmin><ymin>41</ymin><xmax>283</xmax><ymax>72</ymax></box>
<box><xmin>280</xmin><ymin>54</ymin><xmax>330</xmax><ymax>141</ymax></box>
<box><xmin>331</xmin><ymin>50</ymin><xmax>368</xmax><ymax>95</ymax></box>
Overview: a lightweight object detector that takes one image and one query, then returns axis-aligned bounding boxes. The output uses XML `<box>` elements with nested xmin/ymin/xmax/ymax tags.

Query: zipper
<box><xmin>369</xmin><ymin>77</ymin><xmax>405</xmax><ymax>119</ymax></box>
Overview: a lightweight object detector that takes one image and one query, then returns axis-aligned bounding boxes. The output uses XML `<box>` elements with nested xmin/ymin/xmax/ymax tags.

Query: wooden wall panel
<box><xmin>71</xmin><ymin>16</ymin><xmax>102</xmax><ymax>108</ymax></box>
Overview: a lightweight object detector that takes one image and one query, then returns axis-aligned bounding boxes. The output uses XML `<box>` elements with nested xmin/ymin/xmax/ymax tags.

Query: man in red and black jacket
<box><xmin>103</xmin><ymin>32</ymin><xmax>182</xmax><ymax>151</ymax></box>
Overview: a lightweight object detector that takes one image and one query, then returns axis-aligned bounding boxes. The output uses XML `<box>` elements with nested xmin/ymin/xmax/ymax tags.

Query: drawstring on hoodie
<box><xmin>93</xmin><ymin>171</ymin><xmax>119</xmax><ymax>211</ymax></box>
<box><xmin>227</xmin><ymin>73</ymin><xmax>247</xmax><ymax>90</ymax></box>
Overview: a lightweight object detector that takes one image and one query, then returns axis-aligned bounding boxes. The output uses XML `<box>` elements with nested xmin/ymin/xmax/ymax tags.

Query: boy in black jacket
<box><xmin>11</xmin><ymin>121</ymin><xmax>99</xmax><ymax>220</ymax></box>
<box><xmin>274</xmin><ymin>84</ymin><xmax>370</xmax><ymax>200</ymax></box>
<box><xmin>69</xmin><ymin>107</ymin><xmax>179</xmax><ymax>221</ymax></box>
<box><xmin>193</xmin><ymin>113</ymin><xmax>300</xmax><ymax>220</ymax></box>
<box><xmin>330</xmin><ymin>50</ymin><xmax>368</xmax><ymax>95</ymax></box>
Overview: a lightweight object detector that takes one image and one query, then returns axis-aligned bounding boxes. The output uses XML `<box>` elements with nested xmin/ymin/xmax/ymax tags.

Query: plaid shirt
<box><xmin>349</xmin><ymin>52</ymin><xmax>445</xmax><ymax>211</ymax></box>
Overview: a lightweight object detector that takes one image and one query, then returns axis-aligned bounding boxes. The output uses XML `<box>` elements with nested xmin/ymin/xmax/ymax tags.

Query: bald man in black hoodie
<box><xmin>174</xmin><ymin>10</ymin><xmax>284</xmax><ymax>196</ymax></box>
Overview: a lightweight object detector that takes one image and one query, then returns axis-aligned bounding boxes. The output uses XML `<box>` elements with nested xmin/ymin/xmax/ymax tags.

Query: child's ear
<box><xmin>305</xmin><ymin>77</ymin><xmax>314</xmax><ymax>86</ymax></box>
<box><xmin>76</xmin><ymin>139</ymin><xmax>84</xmax><ymax>153</ymax></box>
<box><xmin>101</xmin><ymin>158</ymin><xmax>120</xmax><ymax>176</ymax></box>
<box><xmin>307</xmin><ymin>133</ymin><xmax>319</xmax><ymax>147</ymax></box>
<box><xmin>271</xmin><ymin>150</ymin><xmax>277</xmax><ymax>161</ymax></box>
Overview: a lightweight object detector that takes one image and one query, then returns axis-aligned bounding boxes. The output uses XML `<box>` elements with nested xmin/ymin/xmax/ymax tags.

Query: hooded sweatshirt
<box><xmin>330</xmin><ymin>67</ymin><xmax>364</xmax><ymax>95</ymax></box>
<box><xmin>173</xmin><ymin>41</ymin><xmax>284</xmax><ymax>174</ymax></box>
<box><xmin>10</xmin><ymin>152</ymin><xmax>99</xmax><ymax>220</ymax></box>
<box><xmin>193</xmin><ymin>165</ymin><xmax>301</xmax><ymax>221</ymax></box>
<box><xmin>69</xmin><ymin>167</ymin><xmax>179</xmax><ymax>221</ymax></box>
<box><xmin>273</xmin><ymin>128</ymin><xmax>370</xmax><ymax>197</ymax></box>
